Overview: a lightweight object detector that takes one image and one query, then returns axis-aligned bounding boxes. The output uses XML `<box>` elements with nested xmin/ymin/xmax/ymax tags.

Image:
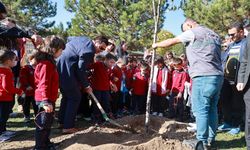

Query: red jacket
<box><xmin>110</xmin><ymin>65</ymin><xmax>122</xmax><ymax>91</ymax></box>
<box><xmin>171</xmin><ymin>69</ymin><xmax>190</xmax><ymax>94</ymax></box>
<box><xmin>132</xmin><ymin>72</ymin><xmax>149</xmax><ymax>95</ymax></box>
<box><xmin>89</xmin><ymin>62</ymin><xmax>110</xmax><ymax>91</ymax></box>
<box><xmin>154</xmin><ymin>69</ymin><xmax>172</xmax><ymax>96</ymax></box>
<box><xmin>0</xmin><ymin>67</ymin><xmax>22</xmax><ymax>101</ymax></box>
<box><xmin>124</xmin><ymin>66</ymin><xmax>135</xmax><ymax>89</ymax></box>
<box><xmin>34</xmin><ymin>60</ymin><xmax>59</xmax><ymax>103</ymax></box>
<box><xmin>134</xmin><ymin>67</ymin><xmax>140</xmax><ymax>73</ymax></box>
<box><xmin>19</xmin><ymin>65</ymin><xmax>35</xmax><ymax>96</ymax></box>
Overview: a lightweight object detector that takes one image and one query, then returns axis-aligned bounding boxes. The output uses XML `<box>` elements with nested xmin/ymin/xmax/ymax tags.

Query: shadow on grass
<box><xmin>215</xmin><ymin>136</ymin><xmax>246</xmax><ymax>149</ymax></box>
<box><xmin>7</xmin><ymin>120</ymin><xmax>36</xmax><ymax>128</ymax></box>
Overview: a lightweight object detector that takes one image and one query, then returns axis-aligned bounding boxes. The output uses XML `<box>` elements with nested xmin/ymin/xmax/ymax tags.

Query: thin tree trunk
<box><xmin>145</xmin><ymin>0</ymin><xmax>161</xmax><ymax>133</ymax></box>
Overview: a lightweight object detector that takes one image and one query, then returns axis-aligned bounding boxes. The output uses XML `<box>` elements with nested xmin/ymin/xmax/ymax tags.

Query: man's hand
<box><xmin>84</xmin><ymin>86</ymin><xmax>93</xmax><ymax>94</ymax></box>
<box><xmin>113</xmin><ymin>77</ymin><xmax>119</xmax><ymax>82</ymax></box>
<box><xmin>2</xmin><ymin>21</ymin><xmax>15</xmax><ymax>28</ymax></box>
<box><xmin>177</xmin><ymin>92</ymin><xmax>182</xmax><ymax>99</ymax></box>
<box><xmin>43</xmin><ymin>104</ymin><xmax>53</xmax><ymax>113</ymax></box>
<box><xmin>110</xmin><ymin>84</ymin><xmax>118</xmax><ymax>92</ymax></box>
<box><xmin>166</xmin><ymin>89</ymin><xmax>170</xmax><ymax>96</ymax></box>
<box><xmin>21</xmin><ymin>93</ymin><xmax>26</xmax><ymax>98</ymax></box>
<box><xmin>129</xmin><ymin>89</ymin><xmax>133</xmax><ymax>95</ymax></box>
<box><xmin>152</xmin><ymin>43</ymin><xmax>158</xmax><ymax>49</ymax></box>
<box><xmin>236</xmin><ymin>83</ymin><xmax>244</xmax><ymax>91</ymax></box>
<box><xmin>31</xmin><ymin>34</ymin><xmax>43</xmax><ymax>46</ymax></box>
<box><xmin>26</xmin><ymin>86</ymin><xmax>33</xmax><ymax>90</ymax></box>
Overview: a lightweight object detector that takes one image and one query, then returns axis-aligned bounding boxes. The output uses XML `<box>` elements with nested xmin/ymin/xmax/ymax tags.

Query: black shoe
<box><xmin>48</xmin><ymin>142</ymin><xmax>59</xmax><ymax>150</ymax></box>
<box><xmin>183</xmin><ymin>139</ymin><xmax>204</xmax><ymax>150</ymax></box>
<box><xmin>196</xmin><ymin>141</ymin><xmax>204</xmax><ymax>150</ymax></box>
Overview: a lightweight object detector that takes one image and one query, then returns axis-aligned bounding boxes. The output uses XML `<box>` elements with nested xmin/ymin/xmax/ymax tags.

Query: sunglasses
<box><xmin>228</xmin><ymin>33</ymin><xmax>236</xmax><ymax>37</ymax></box>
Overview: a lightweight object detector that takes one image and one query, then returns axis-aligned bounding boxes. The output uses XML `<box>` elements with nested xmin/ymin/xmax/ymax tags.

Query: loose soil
<box><xmin>0</xmin><ymin>115</ymin><xmax>194</xmax><ymax>150</ymax></box>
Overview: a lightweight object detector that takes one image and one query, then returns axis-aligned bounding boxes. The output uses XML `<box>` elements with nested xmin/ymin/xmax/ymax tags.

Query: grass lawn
<box><xmin>215</xmin><ymin>132</ymin><xmax>246</xmax><ymax>150</ymax></box>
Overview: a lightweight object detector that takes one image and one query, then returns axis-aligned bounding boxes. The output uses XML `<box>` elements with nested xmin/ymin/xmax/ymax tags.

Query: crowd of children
<box><xmin>78</xmin><ymin>49</ymin><xmax>192</xmax><ymax>123</ymax></box>
<box><xmin>0</xmin><ymin>32</ymin><xmax>194</xmax><ymax>148</ymax></box>
<box><xmin>0</xmin><ymin>35</ymin><xmax>65</xmax><ymax>149</ymax></box>
<box><xmin>0</xmin><ymin>33</ymin><xmax>193</xmax><ymax>149</ymax></box>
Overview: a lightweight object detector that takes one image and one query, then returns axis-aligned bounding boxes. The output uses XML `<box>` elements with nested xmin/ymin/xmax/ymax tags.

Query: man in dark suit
<box><xmin>237</xmin><ymin>22</ymin><xmax>250</xmax><ymax>149</ymax></box>
<box><xmin>57</xmin><ymin>36</ymin><xmax>109</xmax><ymax>134</ymax></box>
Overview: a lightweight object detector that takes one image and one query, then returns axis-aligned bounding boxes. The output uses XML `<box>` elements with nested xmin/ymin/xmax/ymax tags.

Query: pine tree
<box><xmin>157</xmin><ymin>30</ymin><xmax>184</xmax><ymax>56</ymax></box>
<box><xmin>182</xmin><ymin>0</ymin><xmax>250</xmax><ymax>35</ymax></box>
<box><xmin>65</xmin><ymin>0</ymin><xmax>168</xmax><ymax>50</ymax></box>
<box><xmin>2</xmin><ymin>0</ymin><xmax>57</xmax><ymax>31</ymax></box>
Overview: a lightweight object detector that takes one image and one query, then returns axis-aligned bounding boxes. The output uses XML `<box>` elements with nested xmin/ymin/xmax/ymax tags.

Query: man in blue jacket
<box><xmin>57</xmin><ymin>36</ymin><xmax>109</xmax><ymax>133</ymax></box>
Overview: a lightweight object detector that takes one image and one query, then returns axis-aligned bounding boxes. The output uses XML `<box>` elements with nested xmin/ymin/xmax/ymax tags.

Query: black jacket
<box><xmin>0</xmin><ymin>25</ymin><xmax>30</xmax><ymax>38</ymax></box>
<box><xmin>57</xmin><ymin>36</ymin><xmax>95</xmax><ymax>93</ymax></box>
<box><xmin>238</xmin><ymin>35</ymin><xmax>250</xmax><ymax>89</ymax></box>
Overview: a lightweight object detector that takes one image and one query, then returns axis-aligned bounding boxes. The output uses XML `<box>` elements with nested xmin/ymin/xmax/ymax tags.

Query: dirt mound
<box><xmin>0</xmin><ymin>115</ymin><xmax>194</xmax><ymax>150</ymax></box>
<box><xmin>57</xmin><ymin>115</ymin><xmax>194</xmax><ymax>150</ymax></box>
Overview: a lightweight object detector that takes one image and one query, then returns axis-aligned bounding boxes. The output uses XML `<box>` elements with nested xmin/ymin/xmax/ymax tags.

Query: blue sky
<box><xmin>48</xmin><ymin>0</ymin><xmax>185</xmax><ymax>36</ymax></box>
<box><xmin>163</xmin><ymin>9</ymin><xmax>186</xmax><ymax>35</ymax></box>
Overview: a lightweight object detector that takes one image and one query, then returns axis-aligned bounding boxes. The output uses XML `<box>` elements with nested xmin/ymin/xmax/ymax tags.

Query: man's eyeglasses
<box><xmin>228</xmin><ymin>33</ymin><xmax>236</xmax><ymax>37</ymax></box>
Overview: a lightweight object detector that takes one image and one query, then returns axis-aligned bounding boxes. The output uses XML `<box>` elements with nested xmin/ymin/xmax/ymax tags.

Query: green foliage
<box><xmin>50</xmin><ymin>23</ymin><xmax>69</xmax><ymax>40</ymax></box>
<box><xmin>182</xmin><ymin>0</ymin><xmax>250</xmax><ymax>36</ymax></box>
<box><xmin>2</xmin><ymin>0</ymin><xmax>57</xmax><ymax>32</ymax></box>
<box><xmin>156</xmin><ymin>30</ymin><xmax>184</xmax><ymax>56</ymax></box>
<box><xmin>41</xmin><ymin>22</ymin><xmax>69</xmax><ymax>41</ymax></box>
<box><xmin>64</xmin><ymin>0</ymin><xmax>167</xmax><ymax>50</ymax></box>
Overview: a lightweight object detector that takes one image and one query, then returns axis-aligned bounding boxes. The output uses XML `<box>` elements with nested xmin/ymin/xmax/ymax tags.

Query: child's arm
<box><xmin>19</xmin><ymin>67</ymin><xmax>29</xmax><ymax>91</ymax></box>
<box><xmin>2</xmin><ymin>72</ymin><xmax>22</xmax><ymax>95</ymax></box>
<box><xmin>180</xmin><ymin>72</ymin><xmax>189</xmax><ymax>94</ymax></box>
<box><xmin>76</xmin><ymin>53</ymin><xmax>94</xmax><ymax>90</ymax></box>
<box><xmin>166</xmin><ymin>72</ymin><xmax>172</xmax><ymax>94</ymax></box>
<box><xmin>176</xmin><ymin>72</ymin><xmax>189</xmax><ymax>99</ymax></box>
<box><xmin>110</xmin><ymin>83</ymin><xmax>118</xmax><ymax>92</ymax></box>
<box><xmin>110</xmin><ymin>68</ymin><xmax>119</xmax><ymax>82</ymax></box>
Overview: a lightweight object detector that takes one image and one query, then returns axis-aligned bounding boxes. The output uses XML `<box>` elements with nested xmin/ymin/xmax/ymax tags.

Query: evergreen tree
<box><xmin>182</xmin><ymin>0</ymin><xmax>250</xmax><ymax>35</ymax></box>
<box><xmin>65</xmin><ymin>0</ymin><xmax>168</xmax><ymax>50</ymax></box>
<box><xmin>38</xmin><ymin>22</ymin><xmax>69</xmax><ymax>41</ymax></box>
<box><xmin>2</xmin><ymin>0</ymin><xmax>57</xmax><ymax>31</ymax></box>
<box><xmin>157</xmin><ymin>30</ymin><xmax>184</xmax><ymax>56</ymax></box>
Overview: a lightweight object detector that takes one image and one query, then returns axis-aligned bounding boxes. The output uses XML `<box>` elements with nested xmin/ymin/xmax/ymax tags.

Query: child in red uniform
<box><xmin>89</xmin><ymin>53</ymin><xmax>116</xmax><ymax>122</ymax></box>
<box><xmin>0</xmin><ymin>49</ymin><xmax>23</xmax><ymax>139</ymax></box>
<box><xmin>151</xmin><ymin>56</ymin><xmax>171</xmax><ymax>117</ymax></box>
<box><xmin>110</xmin><ymin>58</ymin><xmax>124</xmax><ymax>117</ymax></box>
<box><xmin>169</xmin><ymin>58</ymin><xmax>189</xmax><ymax>121</ymax></box>
<box><xmin>124</xmin><ymin>57</ymin><xmax>137</xmax><ymax>112</ymax></box>
<box><xmin>131</xmin><ymin>62</ymin><xmax>149</xmax><ymax>115</ymax></box>
<box><xmin>19</xmin><ymin>52</ymin><xmax>38</xmax><ymax>122</ymax></box>
<box><xmin>34</xmin><ymin>36</ymin><xmax>65</xmax><ymax>150</ymax></box>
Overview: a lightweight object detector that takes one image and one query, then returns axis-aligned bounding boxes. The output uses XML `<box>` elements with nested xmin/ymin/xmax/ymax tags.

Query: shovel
<box><xmin>89</xmin><ymin>92</ymin><xmax>137</xmax><ymax>133</ymax></box>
